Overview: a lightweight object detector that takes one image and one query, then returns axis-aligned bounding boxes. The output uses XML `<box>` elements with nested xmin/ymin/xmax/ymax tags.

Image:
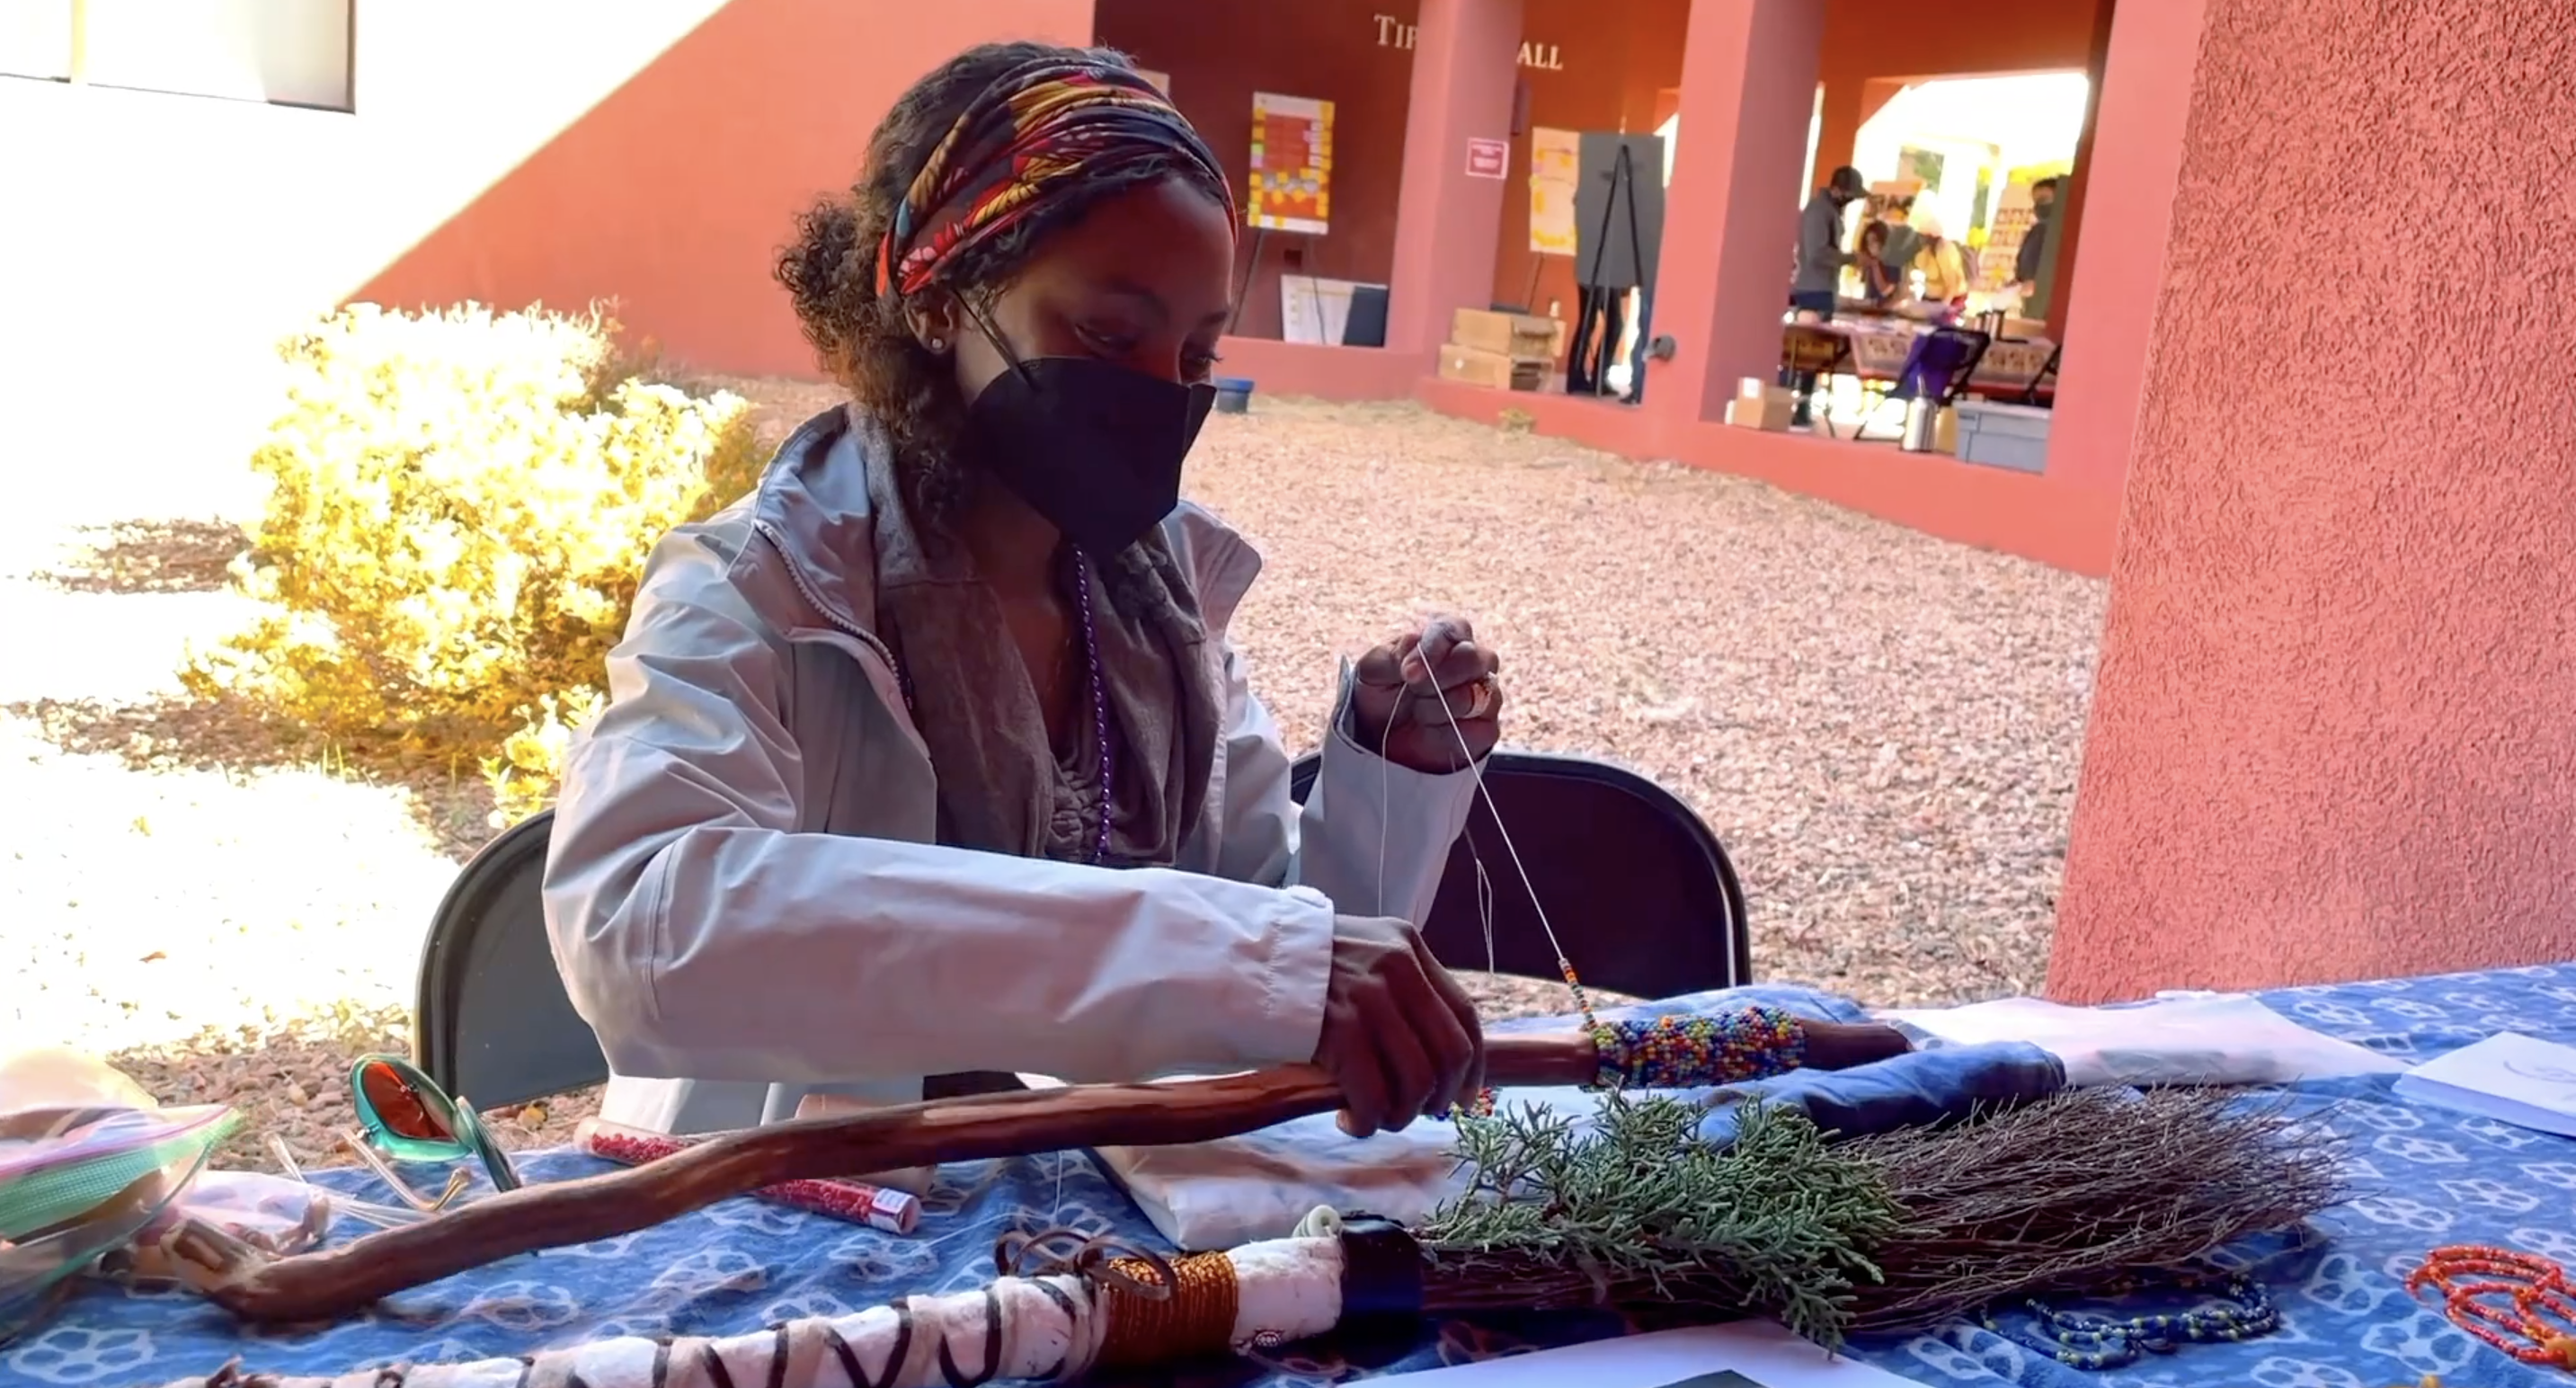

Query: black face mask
<box><xmin>957</xmin><ymin>344</ymin><xmax>1216</xmax><ymax>558</ymax></box>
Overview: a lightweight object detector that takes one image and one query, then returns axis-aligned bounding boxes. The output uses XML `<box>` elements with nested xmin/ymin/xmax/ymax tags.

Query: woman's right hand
<box><xmin>1311</xmin><ymin>915</ymin><xmax>1485</xmax><ymax>1137</ymax></box>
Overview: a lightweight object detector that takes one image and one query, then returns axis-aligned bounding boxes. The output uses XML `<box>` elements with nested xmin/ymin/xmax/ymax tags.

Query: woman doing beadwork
<box><xmin>544</xmin><ymin>43</ymin><xmax>1500</xmax><ymax>1142</ymax></box>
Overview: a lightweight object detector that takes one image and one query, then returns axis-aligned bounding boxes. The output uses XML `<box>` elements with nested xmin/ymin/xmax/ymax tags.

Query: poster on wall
<box><xmin>1133</xmin><ymin>67</ymin><xmax>1171</xmax><ymax>96</ymax></box>
<box><xmin>1247</xmin><ymin>92</ymin><xmax>1332</xmax><ymax>235</ymax></box>
<box><xmin>1528</xmin><ymin>126</ymin><xmax>1579</xmax><ymax>255</ymax></box>
<box><xmin>1896</xmin><ymin>145</ymin><xmax>1949</xmax><ymax>194</ymax></box>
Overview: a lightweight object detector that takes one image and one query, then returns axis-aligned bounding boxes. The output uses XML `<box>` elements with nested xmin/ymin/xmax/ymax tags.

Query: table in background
<box><xmin>12</xmin><ymin>964</ymin><xmax>2576</xmax><ymax>1388</ymax></box>
<box><xmin>1785</xmin><ymin>319</ymin><xmax>2059</xmax><ymax>405</ymax></box>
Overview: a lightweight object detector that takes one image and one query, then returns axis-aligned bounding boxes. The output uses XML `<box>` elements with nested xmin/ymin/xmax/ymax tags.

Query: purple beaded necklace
<box><xmin>1070</xmin><ymin>550</ymin><xmax>1114</xmax><ymax>867</ymax></box>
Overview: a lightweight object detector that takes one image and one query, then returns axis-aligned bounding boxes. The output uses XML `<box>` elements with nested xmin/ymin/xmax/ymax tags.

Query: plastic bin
<box><xmin>1953</xmin><ymin>400</ymin><xmax>2052</xmax><ymax>473</ymax></box>
<box><xmin>1212</xmin><ymin>377</ymin><xmax>1256</xmax><ymax>414</ymax></box>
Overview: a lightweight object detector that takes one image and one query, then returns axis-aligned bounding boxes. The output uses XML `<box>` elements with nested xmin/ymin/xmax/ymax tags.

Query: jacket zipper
<box><xmin>748</xmin><ymin>516</ymin><xmax>911</xmax><ymax>707</ymax></box>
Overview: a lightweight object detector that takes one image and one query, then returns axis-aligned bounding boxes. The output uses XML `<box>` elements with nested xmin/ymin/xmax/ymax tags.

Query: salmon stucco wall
<box><xmin>2047</xmin><ymin>0</ymin><xmax>2576</xmax><ymax>1001</ymax></box>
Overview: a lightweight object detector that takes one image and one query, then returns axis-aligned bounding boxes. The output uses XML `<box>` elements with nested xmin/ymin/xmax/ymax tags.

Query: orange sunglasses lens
<box><xmin>359</xmin><ymin>1061</ymin><xmax>453</xmax><ymax>1143</ymax></box>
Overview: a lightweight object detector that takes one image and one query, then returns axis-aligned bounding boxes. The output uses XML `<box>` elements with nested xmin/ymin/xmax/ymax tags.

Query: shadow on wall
<box><xmin>8</xmin><ymin>0</ymin><xmax>1095</xmax><ymax>490</ymax></box>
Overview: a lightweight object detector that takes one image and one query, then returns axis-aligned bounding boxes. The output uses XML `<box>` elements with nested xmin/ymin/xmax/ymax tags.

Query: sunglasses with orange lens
<box><xmin>347</xmin><ymin>1054</ymin><xmax>521</xmax><ymax>1194</ymax></box>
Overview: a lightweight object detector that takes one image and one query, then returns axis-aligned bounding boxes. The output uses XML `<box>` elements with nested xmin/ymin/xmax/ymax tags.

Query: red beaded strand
<box><xmin>2405</xmin><ymin>1245</ymin><xmax>2576</xmax><ymax>1370</ymax></box>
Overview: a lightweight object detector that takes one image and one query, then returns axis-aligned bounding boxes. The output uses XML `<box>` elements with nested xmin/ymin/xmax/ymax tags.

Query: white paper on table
<box><xmin>1874</xmin><ymin>992</ymin><xmax>2406</xmax><ymax>1088</ymax></box>
<box><xmin>1380</xmin><ymin>1320</ymin><xmax>1926</xmax><ymax>1388</ymax></box>
<box><xmin>2393</xmin><ymin>1032</ymin><xmax>2576</xmax><ymax>1138</ymax></box>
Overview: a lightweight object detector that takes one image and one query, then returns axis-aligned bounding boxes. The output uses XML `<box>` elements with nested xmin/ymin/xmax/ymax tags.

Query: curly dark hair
<box><xmin>775</xmin><ymin>42</ymin><xmax>1230</xmax><ymax>527</ymax></box>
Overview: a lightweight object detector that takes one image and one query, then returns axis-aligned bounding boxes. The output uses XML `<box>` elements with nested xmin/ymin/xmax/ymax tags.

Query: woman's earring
<box><xmin>927</xmin><ymin>338</ymin><xmax>946</xmax><ymax>353</ymax></box>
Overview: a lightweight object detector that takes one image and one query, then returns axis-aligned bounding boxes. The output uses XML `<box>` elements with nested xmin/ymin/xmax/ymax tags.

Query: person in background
<box><xmin>1910</xmin><ymin>209</ymin><xmax>1971</xmax><ymax>308</ymax></box>
<box><xmin>2014</xmin><ymin>176</ymin><xmax>2060</xmax><ymax>298</ymax></box>
<box><xmin>1877</xmin><ymin>195</ymin><xmax>1921</xmax><ymax>289</ymax></box>
<box><xmin>1784</xmin><ymin>165</ymin><xmax>1868</xmax><ymax>426</ymax></box>
<box><xmin>1857</xmin><ymin>221</ymin><xmax>1903</xmax><ymax>307</ymax></box>
<box><xmin>1790</xmin><ymin>165</ymin><xmax>1868</xmax><ymax>320</ymax></box>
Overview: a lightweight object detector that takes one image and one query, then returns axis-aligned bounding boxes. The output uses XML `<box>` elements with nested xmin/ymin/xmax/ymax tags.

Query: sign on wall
<box><xmin>1465</xmin><ymin>137</ymin><xmax>1509</xmax><ymax>179</ymax></box>
<box><xmin>1247</xmin><ymin>92</ymin><xmax>1332</xmax><ymax>236</ymax></box>
<box><xmin>1528</xmin><ymin>127</ymin><xmax>1579</xmax><ymax>254</ymax></box>
<box><xmin>1372</xmin><ymin>13</ymin><xmax>1565</xmax><ymax>71</ymax></box>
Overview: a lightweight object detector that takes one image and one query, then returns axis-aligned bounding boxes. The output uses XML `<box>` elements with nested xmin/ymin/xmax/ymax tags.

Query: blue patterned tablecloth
<box><xmin>13</xmin><ymin>962</ymin><xmax>2576</xmax><ymax>1388</ymax></box>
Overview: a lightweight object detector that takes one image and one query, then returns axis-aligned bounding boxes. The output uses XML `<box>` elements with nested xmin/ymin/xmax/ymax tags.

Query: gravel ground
<box><xmin>0</xmin><ymin>383</ymin><xmax>2103</xmax><ymax>1170</ymax></box>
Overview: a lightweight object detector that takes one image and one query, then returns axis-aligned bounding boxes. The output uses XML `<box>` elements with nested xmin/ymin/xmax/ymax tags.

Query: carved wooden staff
<box><xmin>160</xmin><ymin>1018</ymin><xmax>1910</xmax><ymax>1324</ymax></box>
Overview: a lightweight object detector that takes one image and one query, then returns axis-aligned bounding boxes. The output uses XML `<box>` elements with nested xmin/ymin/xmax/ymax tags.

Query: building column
<box><xmin>2032</xmin><ymin>0</ymin><xmax>2207</xmax><ymax>503</ymax></box>
<box><xmin>1383</xmin><ymin>0</ymin><xmax>1523</xmax><ymax>356</ymax></box>
<box><xmin>1806</xmin><ymin>76</ymin><xmax>1901</xmax><ymax>192</ymax></box>
<box><xmin>2048</xmin><ymin>0</ymin><xmax>2576</xmax><ymax>1001</ymax></box>
<box><xmin>2030</xmin><ymin>0</ymin><xmax>2118</xmax><ymax>335</ymax></box>
<box><xmin>1640</xmin><ymin>0</ymin><xmax>1825</xmax><ymax>432</ymax></box>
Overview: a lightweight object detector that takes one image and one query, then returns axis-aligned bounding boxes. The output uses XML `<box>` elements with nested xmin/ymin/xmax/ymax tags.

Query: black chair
<box><xmin>1290</xmin><ymin>750</ymin><xmax>1750</xmax><ymax>1001</ymax></box>
<box><xmin>1779</xmin><ymin>325</ymin><xmax>1854</xmax><ymax>438</ymax></box>
<box><xmin>413</xmin><ymin>754</ymin><xmax>1748</xmax><ymax>1100</ymax></box>
<box><xmin>413</xmin><ymin>809</ymin><xmax>605</xmax><ymax>1110</ymax></box>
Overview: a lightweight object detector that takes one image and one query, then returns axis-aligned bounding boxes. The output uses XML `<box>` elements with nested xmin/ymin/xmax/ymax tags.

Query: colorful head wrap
<box><xmin>875</xmin><ymin>57</ymin><xmax>1235</xmax><ymax>299</ymax></box>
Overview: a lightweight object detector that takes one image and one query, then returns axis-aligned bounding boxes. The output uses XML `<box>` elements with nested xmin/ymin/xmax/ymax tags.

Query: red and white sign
<box><xmin>1464</xmin><ymin>137</ymin><xmax>1510</xmax><ymax>179</ymax></box>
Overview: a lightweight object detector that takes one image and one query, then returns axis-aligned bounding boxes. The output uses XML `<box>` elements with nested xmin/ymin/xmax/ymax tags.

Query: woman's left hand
<box><xmin>1351</xmin><ymin>616</ymin><xmax>1503</xmax><ymax>775</ymax></box>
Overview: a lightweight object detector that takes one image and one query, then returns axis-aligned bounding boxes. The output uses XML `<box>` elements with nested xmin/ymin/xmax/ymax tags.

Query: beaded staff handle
<box><xmin>156</xmin><ymin>1013</ymin><xmax>1908</xmax><ymax>1325</ymax></box>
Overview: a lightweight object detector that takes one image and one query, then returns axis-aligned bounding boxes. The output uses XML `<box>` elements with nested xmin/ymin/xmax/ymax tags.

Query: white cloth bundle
<box><xmin>1876</xmin><ymin>991</ymin><xmax>2407</xmax><ymax>1088</ymax></box>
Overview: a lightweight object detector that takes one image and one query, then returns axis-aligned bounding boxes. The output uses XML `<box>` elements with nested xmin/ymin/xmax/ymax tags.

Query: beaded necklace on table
<box><xmin>2407</xmin><ymin>1246</ymin><xmax>2576</xmax><ymax>1370</ymax></box>
<box><xmin>1975</xmin><ymin>1267</ymin><xmax>2278</xmax><ymax>1370</ymax></box>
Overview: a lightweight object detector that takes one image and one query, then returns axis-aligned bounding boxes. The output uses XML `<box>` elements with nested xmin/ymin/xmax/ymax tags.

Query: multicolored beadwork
<box><xmin>1977</xmin><ymin>1267</ymin><xmax>2279</xmax><ymax>1369</ymax></box>
<box><xmin>1443</xmin><ymin>1001</ymin><xmax>1812</xmax><ymax>1123</ymax></box>
<box><xmin>1591</xmin><ymin>1007</ymin><xmax>1808</xmax><ymax>1091</ymax></box>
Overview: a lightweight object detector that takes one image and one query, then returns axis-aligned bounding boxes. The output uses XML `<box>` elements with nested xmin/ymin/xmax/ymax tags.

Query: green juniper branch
<box><xmin>1418</xmin><ymin>1093</ymin><xmax>1903</xmax><ymax>1347</ymax></box>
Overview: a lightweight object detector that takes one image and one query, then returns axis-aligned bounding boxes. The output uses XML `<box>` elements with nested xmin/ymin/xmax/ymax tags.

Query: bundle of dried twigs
<box><xmin>1845</xmin><ymin>1087</ymin><xmax>2345</xmax><ymax>1331</ymax></box>
<box><xmin>1414</xmin><ymin>1087</ymin><xmax>2348</xmax><ymax>1346</ymax></box>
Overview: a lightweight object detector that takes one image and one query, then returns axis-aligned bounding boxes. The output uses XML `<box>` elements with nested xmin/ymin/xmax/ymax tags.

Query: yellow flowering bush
<box><xmin>186</xmin><ymin>303</ymin><xmax>764</xmax><ymax>825</ymax></box>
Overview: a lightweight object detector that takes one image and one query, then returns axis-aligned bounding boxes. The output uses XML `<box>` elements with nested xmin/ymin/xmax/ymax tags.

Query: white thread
<box><xmin>1370</xmin><ymin>638</ymin><xmax>1558</xmax><ymax>978</ymax></box>
<box><xmin>1475</xmin><ymin>852</ymin><xmax>1497</xmax><ymax>974</ymax></box>
<box><xmin>1421</xmin><ymin>662</ymin><xmax>1567</xmax><ymax>973</ymax></box>
<box><xmin>1376</xmin><ymin>674</ymin><xmax>1394</xmax><ymax>919</ymax></box>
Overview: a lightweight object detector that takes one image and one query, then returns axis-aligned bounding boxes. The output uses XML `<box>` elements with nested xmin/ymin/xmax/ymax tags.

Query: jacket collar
<box><xmin>745</xmin><ymin>405</ymin><xmax>1263</xmax><ymax>642</ymax></box>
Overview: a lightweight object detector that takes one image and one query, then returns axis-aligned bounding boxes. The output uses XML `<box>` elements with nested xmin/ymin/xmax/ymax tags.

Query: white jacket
<box><xmin>541</xmin><ymin>407</ymin><xmax>1478</xmax><ymax>1134</ymax></box>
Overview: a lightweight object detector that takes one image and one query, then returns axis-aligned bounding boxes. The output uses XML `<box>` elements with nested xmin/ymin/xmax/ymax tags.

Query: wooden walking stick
<box><xmin>160</xmin><ymin>1015</ymin><xmax>1912</xmax><ymax>1323</ymax></box>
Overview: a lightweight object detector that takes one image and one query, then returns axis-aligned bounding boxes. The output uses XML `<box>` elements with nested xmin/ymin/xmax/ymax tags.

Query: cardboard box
<box><xmin>1438</xmin><ymin>342</ymin><xmax>1550</xmax><ymax>391</ymax></box>
<box><xmin>1725</xmin><ymin>383</ymin><xmax>1795</xmax><ymax>432</ymax></box>
<box><xmin>1452</xmin><ymin>307</ymin><xmax>1558</xmax><ymax>359</ymax></box>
